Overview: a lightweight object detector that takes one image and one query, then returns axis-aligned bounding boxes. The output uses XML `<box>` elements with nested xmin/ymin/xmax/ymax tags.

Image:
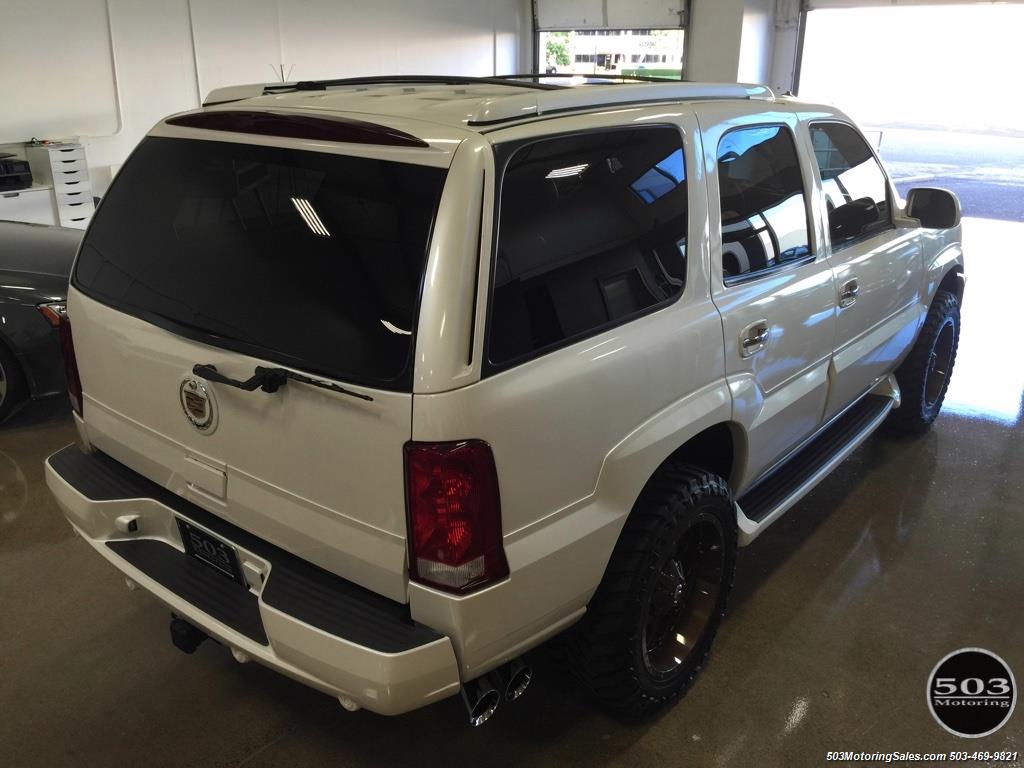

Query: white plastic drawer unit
<box><xmin>57</xmin><ymin>190</ymin><xmax>90</xmax><ymax>206</ymax></box>
<box><xmin>26</xmin><ymin>142</ymin><xmax>95</xmax><ymax>229</ymax></box>
<box><xmin>59</xmin><ymin>198</ymin><xmax>95</xmax><ymax>228</ymax></box>
<box><xmin>48</xmin><ymin>146</ymin><xmax>86</xmax><ymax>163</ymax></box>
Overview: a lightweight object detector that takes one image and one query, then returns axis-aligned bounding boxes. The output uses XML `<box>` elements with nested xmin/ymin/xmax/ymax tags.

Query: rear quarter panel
<box><xmin>409</xmin><ymin>107</ymin><xmax>733</xmax><ymax>677</ymax></box>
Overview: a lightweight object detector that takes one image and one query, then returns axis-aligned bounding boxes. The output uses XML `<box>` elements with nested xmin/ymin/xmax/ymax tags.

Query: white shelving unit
<box><xmin>26</xmin><ymin>143</ymin><xmax>96</xmax><ymax>229</ymax></box>
<box><xmin>0</xmin><ymin>143</ymin><xmax>95</xmax><ymax>230</ymax></box>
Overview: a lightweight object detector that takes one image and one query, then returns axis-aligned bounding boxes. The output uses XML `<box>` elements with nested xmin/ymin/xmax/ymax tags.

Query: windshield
<box><xmin>74</xmin><ymin>136</ymin><xmax>447</xmax><ymax>390</ymax></box>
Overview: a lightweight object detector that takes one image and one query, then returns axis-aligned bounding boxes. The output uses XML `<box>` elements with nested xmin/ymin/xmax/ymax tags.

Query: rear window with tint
<box><xmin>488</xmin><ymin>126</ymin><xmax>688</xmax><ymax>370</ymax></box>
<box><xmin>74</xmin><ymin>136</ymin><xmax>446</xmax><ymax>390</ymax></box>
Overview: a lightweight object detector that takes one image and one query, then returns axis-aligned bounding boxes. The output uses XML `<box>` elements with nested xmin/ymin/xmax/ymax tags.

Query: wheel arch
<box><xmin>658</xmin><ymin>421</ymin><xmax>746</xmax><ymax>490</ymax></box>
<box><xmin>938</xmin><ymin>264</ymin><xmax>965</xmax><ymax>305</ymax></box>
<box><xmin>584</xmin><ymin>390</ymin><xmax>747</xmax><ymax>597</ymax></box>
<box><xmin>593</xmin><ymin>381</ymin><xmax>739</xmax><ymax>519</ymax></box>
<box><xmin>0</xmin><ymin>305</ymin><xmax>54</xmax><ymax>400</ymax></box>
<box><xmin>924</xmin><ymin>240</ymin><xmax>965</xmax><ymax>307</ymax></box>
<box><xmin>0</xmin><ymin>331</ymin><xmax>29</xmax><ymax>412</ymax></box>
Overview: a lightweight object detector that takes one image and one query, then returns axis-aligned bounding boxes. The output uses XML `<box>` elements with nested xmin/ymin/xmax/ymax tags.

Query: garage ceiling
<box><xmin>535</xmin><ymin>0</ymin><xmax>686</xmax><ymax>31</ymax></box>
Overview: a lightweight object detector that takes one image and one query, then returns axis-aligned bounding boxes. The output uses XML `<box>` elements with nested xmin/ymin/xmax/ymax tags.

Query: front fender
<box><xmin>922</xmin><ymin>226</ymin><xmax>965</xmax><ymax>305</ymax></box>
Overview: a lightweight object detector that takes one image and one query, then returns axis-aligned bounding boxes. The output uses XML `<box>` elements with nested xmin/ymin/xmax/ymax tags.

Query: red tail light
<box><xmin>36</xmin><ymin>302</ymin><xmax>66</xmax><ymax>328</ymax></box>
<box><xmin>57</xmin><ymin>314</ymin><xmax>83</xmax><ymax>416</ymax></box>
<box><xmin>404</xmin><ymin>440</ymin><xmax>508</xmax><ymax>594</ymax></box>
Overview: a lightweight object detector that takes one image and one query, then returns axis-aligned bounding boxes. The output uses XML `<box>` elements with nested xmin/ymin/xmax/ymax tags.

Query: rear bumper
<box><xmin>44</xmin><ymin>445</ymin><xmax>461</xmax><ymax>716</ymax></box>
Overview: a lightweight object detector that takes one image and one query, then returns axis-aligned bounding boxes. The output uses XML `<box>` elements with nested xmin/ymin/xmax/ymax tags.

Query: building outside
<box><xmin>541</xmin><ymin>29</ymin><xmax>686</xmax><ymax>79</ymax></box>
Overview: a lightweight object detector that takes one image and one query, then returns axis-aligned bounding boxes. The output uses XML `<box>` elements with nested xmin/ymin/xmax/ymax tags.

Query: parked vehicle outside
<box><xmin>0</xmin><ymin>221</ymin><xmax>81</xmax><ymax>421</ymax></box>
<box><xmin>43</xmin><ymin>76</ymin><xmax>964</xmax><ymax>724</ymax></box>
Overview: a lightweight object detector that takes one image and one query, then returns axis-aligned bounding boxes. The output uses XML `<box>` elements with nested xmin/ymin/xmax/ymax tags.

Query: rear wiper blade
<box><xmin>193</xmin><ymin>364</ymin><xmax>373</xmax><ymax>402</ymax></box>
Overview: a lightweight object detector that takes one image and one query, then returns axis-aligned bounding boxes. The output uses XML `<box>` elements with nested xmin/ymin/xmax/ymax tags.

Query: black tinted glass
<box><xmin>489</xmin><ymin>127</ymin><xmax>687</xmax><ymax>368</ymax></box>
<box><xmin>75</xmin><ymin>137</ymin><xmax>446</xmax><ymax>389</ymax></box>
<box><xmin>717</xmin><ymin>125</ymin><xmax>810</xmax><ymax>281</ymax></box>
<box><xmin>809</xmin><ymin>123</ymin><xmax>891</xmax><ymax>247</ymax></box>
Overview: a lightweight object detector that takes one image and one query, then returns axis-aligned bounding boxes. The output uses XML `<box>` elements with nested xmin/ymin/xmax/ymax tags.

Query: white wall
<box><xmin>686</xmin><ymin>0</ymin><xmax>801</xmax><ymax>93</ymax></box>
<box><xmin>769</xmin><ymin>0</ymin><xmax>803</xmax><ymax>94</ymax></box>
<box><xmin>4</xmin><ymin>0</ymin><xmax>530</xmax><ymax>194</ymax></box>
<box><xmin>737</xmin><ymin>0</ymin><xmax>775</xmax><ymax>84</ymax></box>
<box><xmin>686</xmin><ymin>0</ymin><xmax>745</xmax><ymax>82</ymax></box>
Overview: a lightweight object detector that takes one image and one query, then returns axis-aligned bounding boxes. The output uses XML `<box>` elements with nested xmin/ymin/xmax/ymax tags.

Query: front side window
<box><xmin>488</xmin><ymin>126</ymin><xmax>688</xmax><ymax>368</ymax></box>
<box><xmin>717</xmin><ymin>125</ymin><xmax>811</xmax><ymax>282</ymax></box>
<box><xmin>809</xmin><ymin>122</ymin><xmax>892</xmax><ymax>248</ymax></box>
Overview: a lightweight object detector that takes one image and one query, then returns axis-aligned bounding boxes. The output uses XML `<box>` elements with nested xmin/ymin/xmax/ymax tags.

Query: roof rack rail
<box><xmin>497</xmin><ymin>72</ymin><xmax>682</xmax><ymax>84</ymax></box>
<box><xmin>467</xmin><ymin>81</ymin><xmax>775</xmax><ymax>126</ymax></box>
<box><xmin>200</xmin><ymin>75</ymin><xmax>775</xmax><ymax>125</ymax></box>
<box><xmin>202</xmin><ymin>75</ymin><xmax>559</xmax><ymax>106</ymax></box>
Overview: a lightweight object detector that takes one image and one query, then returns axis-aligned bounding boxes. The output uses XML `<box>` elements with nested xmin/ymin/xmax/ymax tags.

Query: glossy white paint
<box><xmin>44</xmin><ymin>462</ymin><xmax>461</xmax><ymax>715</ymax></box>
<box><xmin>795</xmin><ymin>117</ymin><xmax>926</xmax><ymax>422</ymax></box>
<box><xmin>413</xmin><ymin>133</ymin><xmax>493</xmax><ymax>394</ymax></box>
<box><xmin>56</xmin><ymin>82</ymin><xmax>965</xmax><ymax>709</ymax></box>
<box><xmin>69</xmin><ymin>288</ymin><xmax>412</xmax><ymax>602</ymax></box>
<box><xmin>410</xmin><ymin>107</ymin><xmax>734</xmax><ymax>675</ymax></box>
<box><xmin>698</xmin><ymin>103</ymin><xmax>837</xmax><ymax>488</ymax></box>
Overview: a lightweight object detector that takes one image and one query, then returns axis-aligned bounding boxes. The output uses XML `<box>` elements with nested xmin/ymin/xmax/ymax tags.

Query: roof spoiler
<box><xmin>165</xmin><ymin>111</ymin><xmax>429</xmax><ymax>148</ymax></box>
<box><xmin>203</xmin><ymin>83</ymin><xmax>270</xmax><ymax>107</ymax></box>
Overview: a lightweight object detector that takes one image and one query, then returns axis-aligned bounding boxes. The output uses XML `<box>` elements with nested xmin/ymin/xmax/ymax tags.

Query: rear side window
<box><xmin>809</xmin><ymin>122</ymin><xmax>892</xmax><ymax>248</ymax></box>
<box><xmin>74</xmin><ymin>136</ymin><xmax>446</xmax><ymax>390</ymax></box>
<box><xmin>717</xmin><ymin>125</ymin><xmax>811</xmax><ymax>283</ymax></box>
<box><xmin>488</xmin><ymin>126</ymin><xmax>688</xmax><ymax>369</ymax></box>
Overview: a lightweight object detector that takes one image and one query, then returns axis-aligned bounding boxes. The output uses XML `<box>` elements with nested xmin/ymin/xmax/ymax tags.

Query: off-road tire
<box><xmin>567</xmin><ymin>463</ymin><xmax>737</xmax><ymax>718</ymax></box>
<box><xmin>888</xmin><ymin>289</ymin><xmax>960</xmax><ymax>435</ymax></box>
<box><xmin>0</xmin><ymin>342</ymin><xmax>28</xmax><ymax>422</ymax></box>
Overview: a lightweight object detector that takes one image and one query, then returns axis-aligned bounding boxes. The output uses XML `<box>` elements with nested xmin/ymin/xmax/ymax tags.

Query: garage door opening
<box><xmin>800</xmin><ymin>2</ymin><xmax>1024</xmax><ymax>424</ymax></box>
<box><xmin>800</xmin><ymin>3</ymin><xmax>1024</xmax><ymax>221</ymax></box>
<box><xmin>538</xmin><ymin>29</ymin><xmax>686</xmax><ymax>78</ymax></box>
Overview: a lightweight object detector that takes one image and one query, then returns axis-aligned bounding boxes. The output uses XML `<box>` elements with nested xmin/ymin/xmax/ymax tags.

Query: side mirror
<box><xmin>905</xmin><ymin>187</ymin><xmax>961</xmax><ymax>229</ymax></box>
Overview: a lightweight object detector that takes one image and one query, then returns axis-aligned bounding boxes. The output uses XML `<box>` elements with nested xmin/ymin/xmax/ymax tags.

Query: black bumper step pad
<box><xmin>50</xmin><ymin>445</ymin><xmax>443</xmax><ymax>653</ymax></box>
<box><xmin>108</xmin><ymin>539</ymin><xmax>268</xmax><ymax>645</ymax></box>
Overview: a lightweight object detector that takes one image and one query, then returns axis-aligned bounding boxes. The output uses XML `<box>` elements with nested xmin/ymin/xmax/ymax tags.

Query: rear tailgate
<box><xmin>69</xmin><ymin>120</ymin><xmax>452</xmax><ymax>601</ymax></box>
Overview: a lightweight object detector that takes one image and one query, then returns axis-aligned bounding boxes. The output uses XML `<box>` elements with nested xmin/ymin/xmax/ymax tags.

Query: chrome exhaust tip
<box><xmin>461</xmin><ymin>675</ymin><xmax>501</xmax><ymax>727</ymax></box>
<box><xmin>504</xmin><ymin>658</ymin><xmax>533</xmax><ymax>701</ymax></box>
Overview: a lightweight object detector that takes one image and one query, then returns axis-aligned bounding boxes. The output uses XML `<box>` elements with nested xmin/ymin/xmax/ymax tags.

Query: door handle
<box><xmin>740</xmin><ymin>320</ymin><xmax>770</xmax><ymax>358</ymax></box>
<box><xmin>839</xmin><ymin>278</ymin><xmax>859</xmax><ymax>308</ymax></box>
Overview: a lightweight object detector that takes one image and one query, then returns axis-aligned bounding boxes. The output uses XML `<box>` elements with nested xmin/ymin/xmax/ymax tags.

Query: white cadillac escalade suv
<box><xmin>45</xmin><ymin>75</ymin><xmax>964</xmax><ymax>725</ymax></box>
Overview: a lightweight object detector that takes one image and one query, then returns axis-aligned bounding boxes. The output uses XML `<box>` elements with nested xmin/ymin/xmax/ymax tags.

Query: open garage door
<box><xmin>799</xmin><ymin>0</ymin><xmax>1024</xmax><ymax>211</ymax></box>
<box><xmin>799</xmin><ymin>0</ymin><xmax>1024</xmax><ymax>425</ymax></box>
<box><xmin>807</xmin><ymin>0</ymin><xmax>1015</xmax><ymax>5</ymax></box>
<box><xmin>534</xmin><ymin>0</ymin><xmax>687</xmax><ymax>78</ymax></box>
<box><xmin>806</xmin><ymin>0</ymin><xmax>1023</xmax><ymax>6</ymax></box>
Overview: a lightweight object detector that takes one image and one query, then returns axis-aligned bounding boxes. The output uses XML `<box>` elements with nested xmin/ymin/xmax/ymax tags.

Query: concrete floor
<box><xmin>2</xmin><ymin>218</ymin><xmax>1021</xmax><ymax>767</ymax></box>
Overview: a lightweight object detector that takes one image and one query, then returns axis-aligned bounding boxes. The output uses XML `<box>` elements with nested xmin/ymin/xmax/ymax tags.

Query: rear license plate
<box><xmin>177</xmin><ymin>518</ymin><xmax>245</xmax><ymax>586</ymax></box>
